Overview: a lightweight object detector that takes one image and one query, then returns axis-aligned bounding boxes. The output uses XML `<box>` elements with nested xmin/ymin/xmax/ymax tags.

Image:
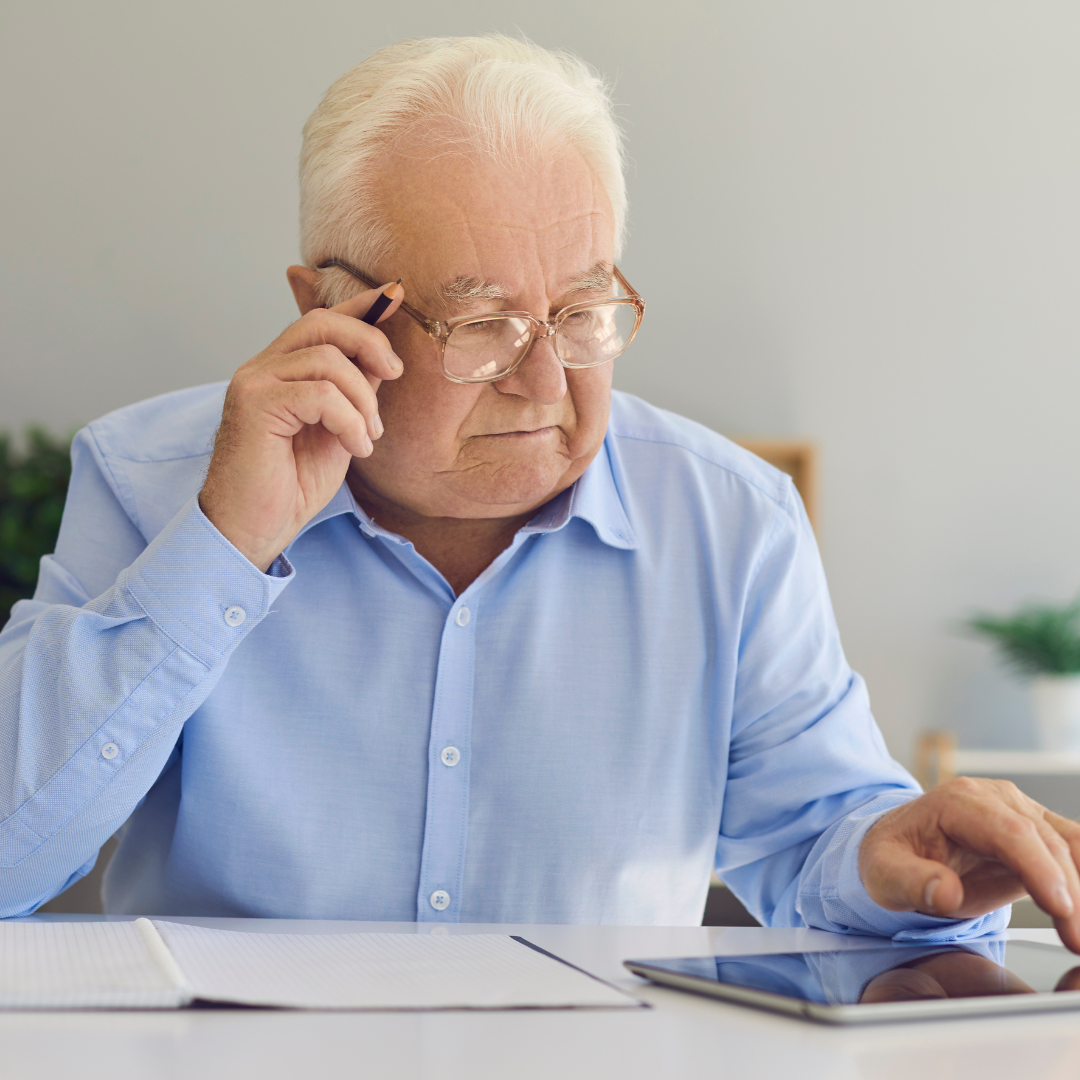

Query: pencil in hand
<box><xmin>360</xmin><ymin>279</ymin><xmax>403</xmax><ymax>325</ymax></box>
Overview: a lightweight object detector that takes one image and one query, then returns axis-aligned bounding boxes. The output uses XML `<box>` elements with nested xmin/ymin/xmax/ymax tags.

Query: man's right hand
<box><xmin>199</xmin><ymin>283</ymin><xmax>404</xmax><ymax>571</ymax></box>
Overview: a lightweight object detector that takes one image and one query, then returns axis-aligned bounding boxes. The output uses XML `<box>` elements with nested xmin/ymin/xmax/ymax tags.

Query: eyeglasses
<box><xmin>317</xmin><ymin>258</ymin><xmax>645</xmax><ymax>385</ymax></box>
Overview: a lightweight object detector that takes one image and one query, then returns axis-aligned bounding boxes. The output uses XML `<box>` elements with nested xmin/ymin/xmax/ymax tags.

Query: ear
<box><xmin>286</xmin><ymin>265</ymin><xmax>323</xmax><ymax>315</ymax></box>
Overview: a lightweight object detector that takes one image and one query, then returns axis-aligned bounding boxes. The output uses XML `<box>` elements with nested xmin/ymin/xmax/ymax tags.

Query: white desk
<box><xmin>4</xmin><ymin>917</ymin><xmax>1077</xmax><ymax>1080</ymax></box>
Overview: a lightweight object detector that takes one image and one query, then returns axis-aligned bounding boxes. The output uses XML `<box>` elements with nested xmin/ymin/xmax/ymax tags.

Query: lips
<box><xmin>481</xmin><ymin>426</ymin><xmax>557</xmax><ymax>438</ymax></box>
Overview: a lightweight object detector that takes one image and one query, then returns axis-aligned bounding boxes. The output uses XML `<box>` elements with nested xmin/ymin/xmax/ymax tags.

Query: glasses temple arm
<box><xmin>612</xmin><ymin>265</ymin><xmax>643</xmax><ymax>302</ymax></box>
<box><xmin>315</xmin><ymin>259</ymin><xmax>441</xmax><ymax>336</ymax></box>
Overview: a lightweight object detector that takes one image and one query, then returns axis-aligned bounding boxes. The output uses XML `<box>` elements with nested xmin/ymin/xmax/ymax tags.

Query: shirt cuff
<box><xmin>807</xmin><ymin>792</ymin><xmax>1010</xmax><ymax>941</ymax></box>
<box><xmin>122</xmin><ymin>496</ymin><xmax>295</xmax><ymax>668</ymax></box>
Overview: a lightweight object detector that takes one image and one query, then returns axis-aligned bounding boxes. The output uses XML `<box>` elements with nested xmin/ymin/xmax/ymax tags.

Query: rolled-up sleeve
<box><xmin>715</xmin><ymin>480</ymin><xmax>1007</xmax><ymax>940</ymax></box>
<box><xmin>0</xmin><ymin>427</ymin><xmax>292</xmax><ymax>916</ymax></box>
<box><xmin>798</xmin><ymin>794</ymin><xmax>1009</xmax><ymax>940</ymax></box>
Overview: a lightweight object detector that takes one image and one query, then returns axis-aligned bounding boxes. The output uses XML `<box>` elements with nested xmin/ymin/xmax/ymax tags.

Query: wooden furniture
<box><xmin>733</xmin><ymin>439</ymin><xmax>818</xmax><ymax>529</ymax></box>
<box><xmin>916</xmin><ymin>730</ymin><xmax>1080</xmax><ymax>790</ymax></box>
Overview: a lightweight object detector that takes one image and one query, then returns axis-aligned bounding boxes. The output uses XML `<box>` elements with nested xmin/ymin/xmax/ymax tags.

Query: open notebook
<box><xmin>0</xmin><ymin>920</ymin><xmax>642</xmax><ymax>1011</ymax></box>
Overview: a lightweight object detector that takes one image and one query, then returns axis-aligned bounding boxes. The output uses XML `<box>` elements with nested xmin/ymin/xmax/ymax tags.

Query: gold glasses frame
<box><xmin>317</xmin><ymin>258</ymin><xmax>646</xmax><ymax>385</ymax></box>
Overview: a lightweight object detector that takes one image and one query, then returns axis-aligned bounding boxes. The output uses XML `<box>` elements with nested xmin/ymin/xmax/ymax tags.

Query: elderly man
<box><xmin>2</xmin><ymin>36</ymin><xmax>1079</xmax><ymax>945</ymax></box>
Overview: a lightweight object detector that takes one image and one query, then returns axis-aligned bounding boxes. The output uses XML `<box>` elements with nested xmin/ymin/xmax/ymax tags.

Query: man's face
<box><xmin>350</xmin><ymin>144</ymin><xmax>616</xmax><ymax>521</ymax></box>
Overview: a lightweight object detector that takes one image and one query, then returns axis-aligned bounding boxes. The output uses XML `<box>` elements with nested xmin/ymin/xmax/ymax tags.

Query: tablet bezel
<box><xmin>625</xmin><ymin>941</ymin><xmax>1080</xmax><ymax>1025</ymax></box>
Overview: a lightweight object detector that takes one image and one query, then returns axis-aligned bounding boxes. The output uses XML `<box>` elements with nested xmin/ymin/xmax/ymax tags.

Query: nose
<box><xmin>495</xmin><ymin>332</ymin><xmax>567</xmax><ymax>405</ymax></box>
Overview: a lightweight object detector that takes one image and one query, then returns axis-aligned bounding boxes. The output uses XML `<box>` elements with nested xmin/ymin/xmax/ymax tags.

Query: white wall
<box><xmin>4</xmin><ymin>0</ymin><xmax>1080</xmax><ymax>763</ymax></box>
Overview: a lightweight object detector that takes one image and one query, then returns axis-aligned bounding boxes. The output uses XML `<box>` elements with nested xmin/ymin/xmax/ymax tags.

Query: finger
<box><xmin>1032</xmin><ymin>814</ymin><xmax>1080</xmax><ymax>908</ymax></box>
<box><xmin>341</xmin><ymin>283</ymin><xmax>405</xmax><ymax>399</ymax></box>
<box><xmin>1028</xmin><ymin>814</ymin><xmax>1080</xmax><ymax>953</ymax></box>
<box><xmin>269</xmin><ymin>301</ymin><xmax>404</xmax><ymax>382</ymax></box>
<box><xmin>356</xmin><ymin>281</ymin><xmax>404</xmax><ymax>326</ymax></box>
<box><xmin>264</xmin><ymin>344</ymin><xmax>383</xmax><ymax>442</ymax></box>
<box><xmin>331</xmin><ymin>282</ymin><xmax>406</xmax><ymax>382</ymax></box>
<box><xmin>861</xmin><ymin>837</ymin><xmax>967</xmax><ymax>916</ymax></box>
<box><xmin>1046</xmin><ymin>810</ymin><xmax>1080</xmax><ymax>862</ymax></box>
<box><xmin>270</xmin><ymin>379</ymin><xmax>373</xmax><ymax>458</ymax></box>
<box><xmin>940</xmin><ymin>801</ymin><xmax>1076</xmax><ymax>921</ymax></box>
<box><xmin>329</xmin><ymin>279</ymin><xmax>404</xmax><ymax>324</ymax></box>
<box><xmin>1045</xmin><ymin>812</ymin><xmax>1080</xmax><ymax>952</ymax></box>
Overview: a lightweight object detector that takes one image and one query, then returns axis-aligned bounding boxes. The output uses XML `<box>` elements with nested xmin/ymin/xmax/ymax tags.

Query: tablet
<box><xmin>625</xmin><ymin>939</ymin><xmax>1080</xmax><ymax>1024</ymax></box>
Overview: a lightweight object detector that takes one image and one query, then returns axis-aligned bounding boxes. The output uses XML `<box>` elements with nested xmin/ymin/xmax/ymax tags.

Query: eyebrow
<box><xmin>436</xmin><ymin>261</ymin><xmax>614</xmax><ymax>312</ymax></box>
<box><xmin>562</xmin><ymin>262</ymin><xmax>613</xmax><ymax>295</ymax></box>
<box><xmin>439</xmin><ymin>276</ymin><xmax>512</xmax><ymax>306</ymax></box>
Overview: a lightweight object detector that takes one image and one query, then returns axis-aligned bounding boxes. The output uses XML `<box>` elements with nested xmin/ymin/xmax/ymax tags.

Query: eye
<box><xmin>455</xmin><ymin>320</ymin><xmax>503</xmax><ymax>337</ymax></box>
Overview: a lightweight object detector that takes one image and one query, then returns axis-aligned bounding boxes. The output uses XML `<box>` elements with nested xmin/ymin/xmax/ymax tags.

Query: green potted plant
<box><xmin>0</xmin><ymin>429</ymin><xmax>72</xmax><ymax>628</ymax></box>
<box><xmin>969</xmin><ymin>598</ymin><xmax>1080</xmax><ymax>751</ymax></box>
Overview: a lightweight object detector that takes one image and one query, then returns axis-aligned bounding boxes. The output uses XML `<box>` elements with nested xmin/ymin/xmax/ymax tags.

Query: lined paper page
<box><xmin>0</xmin><ymin>921</ymin><xmax>184</xmax><ymax>1009</ymax></box>
<box><xmin>152</xmin><ymin>923</ymin><xmax>640</xmax><ymax>1010</ymax></box>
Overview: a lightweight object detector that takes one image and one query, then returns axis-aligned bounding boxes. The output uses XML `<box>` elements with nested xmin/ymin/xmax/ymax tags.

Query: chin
<box><xmin>445</xmin><ymin>458</ymin><xmax>570</xmax><ymax>510</ymax></box>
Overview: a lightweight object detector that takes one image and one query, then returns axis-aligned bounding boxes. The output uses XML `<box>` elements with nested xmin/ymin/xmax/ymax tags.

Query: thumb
<box><xmin>863</xmin><ymin>843</ymin><xmax>966</xmax><ymax>916</ymax></box>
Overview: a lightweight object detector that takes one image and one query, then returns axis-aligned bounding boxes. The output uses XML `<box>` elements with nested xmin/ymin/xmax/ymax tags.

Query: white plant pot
<box><xmin>1030</xmin><ymin>674</ymin><xmax>1080</xmax><ymax>751</ymax></box>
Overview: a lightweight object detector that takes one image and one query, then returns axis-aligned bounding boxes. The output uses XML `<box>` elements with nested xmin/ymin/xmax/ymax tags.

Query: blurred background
<box><xmin>4</xmin><ymin>1</ymin><xmax>1080</xmax><ymax>920</ymax></box>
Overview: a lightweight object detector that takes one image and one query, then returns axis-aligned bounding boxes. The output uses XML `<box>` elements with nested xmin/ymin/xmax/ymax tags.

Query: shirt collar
<box><xmin>292</xmin><ymin>482</ymin><xmax>363</xmax><ymax>544</ymax></box>
<box><xmin>520</xmin><ymin>440</ymin><xmax>638</xmax><ymax>550</ymax></box>
<box><xmin>292</xmin><ymin>438</ymin><xmax>639</xmax><ymax>552</ymax></box>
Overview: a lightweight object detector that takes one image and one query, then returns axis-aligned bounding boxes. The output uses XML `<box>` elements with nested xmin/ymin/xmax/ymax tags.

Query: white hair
<box><xmin>299</xmin><ymin>35</ymin><xmax>627</xmax><ymax>305</ymax></box>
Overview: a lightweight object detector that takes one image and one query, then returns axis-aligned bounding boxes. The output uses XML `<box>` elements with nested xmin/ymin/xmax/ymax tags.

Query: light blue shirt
<box><xmin>0</xmin><ymin>384</ymin><xmax>1005</xmax><ymax>937</ymax></box>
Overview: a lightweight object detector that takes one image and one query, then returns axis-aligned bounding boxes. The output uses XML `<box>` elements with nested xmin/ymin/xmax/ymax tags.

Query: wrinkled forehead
<box><xmin>373</xmin><ymin>143</ymin><xmax>616</xmax><ymax>307</ymax></box>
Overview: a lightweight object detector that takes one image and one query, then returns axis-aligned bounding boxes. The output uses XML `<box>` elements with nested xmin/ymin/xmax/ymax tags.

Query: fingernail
<box><xmin>388</xmin><ymin>352</ymin><xmax>403</xmax><ymax>372</ymax></box>
<box><xmin>362</xmin><ymin>435</ymin><xmax>373</xmax><ymax>456</ymax></box>
<box><xmin>923</xmin><ymin>878</ymin><xmax>940</xmax><ymax>913</ymax></box>
<box><xmin>1056</xmin><ymin>884</ymin><xmax>1075</xmax><ymax>916</ymax></box>
<box><xmin>372</xmin><ymin>413</ymin><xmax>383</xmax><ymax>438</ymax></box>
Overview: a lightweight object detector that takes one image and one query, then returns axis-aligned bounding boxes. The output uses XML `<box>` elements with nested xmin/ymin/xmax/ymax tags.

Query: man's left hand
<box><xmin>859</xmin><ymin>777</ymin><xmax>1080</xmax><ymax>952</ymax></box>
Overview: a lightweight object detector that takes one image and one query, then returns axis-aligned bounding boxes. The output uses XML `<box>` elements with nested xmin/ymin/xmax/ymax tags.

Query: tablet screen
<box><xmin>629</xmin><ymin>940</ymin><xmax>1080</xmax><ymax>1006</ymax></box>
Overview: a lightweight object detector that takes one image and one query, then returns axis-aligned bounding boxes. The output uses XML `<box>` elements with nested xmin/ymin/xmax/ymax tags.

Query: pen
<box><xmin>361</xmin><ymin>279</ymin><xmax>402</xmax><ymax>325</ymax></box>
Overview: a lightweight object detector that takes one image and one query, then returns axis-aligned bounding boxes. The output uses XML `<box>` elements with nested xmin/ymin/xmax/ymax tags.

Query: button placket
<box><xmin>415</xmin><ymin>598</ymin><xmax>478</xmax><ymax>921</ymax></box>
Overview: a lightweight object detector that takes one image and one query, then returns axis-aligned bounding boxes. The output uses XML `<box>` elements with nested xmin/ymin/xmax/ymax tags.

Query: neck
<box><xmin>347</xmin><ymin>473</ymin><xmax>535</xmax><ymax>596</ymax></box>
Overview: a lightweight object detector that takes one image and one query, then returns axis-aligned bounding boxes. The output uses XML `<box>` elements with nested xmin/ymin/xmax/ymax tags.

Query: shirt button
<box><xmin>429</xmin><ymin>890</ymin><xmax>451</xmax><ymax>911</ymax></box>
<box><xmin>440</xmin><ymin>746</ymin><xmax>461</xmax><ymax>767</ymax></box>
<box><xmin>101</xmin><ymin>743</ymin><xmax>119</xmax><ymax>760</ymax></box>
<box><xmin>455</xmin><ymin>607</ymin><xmax>470</xmax><ymax>627</ymax></box>
<box><xmin>224</xmin><ymin>606</ymin><xmax>246</xmax><ymax>627</ymax></box>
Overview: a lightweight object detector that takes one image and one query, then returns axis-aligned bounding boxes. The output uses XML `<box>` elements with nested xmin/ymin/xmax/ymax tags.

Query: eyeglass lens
<box><xmin>443</xmin><ymin>301</ymin><xmax>640</xmax><ymax>382</ymax></box>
